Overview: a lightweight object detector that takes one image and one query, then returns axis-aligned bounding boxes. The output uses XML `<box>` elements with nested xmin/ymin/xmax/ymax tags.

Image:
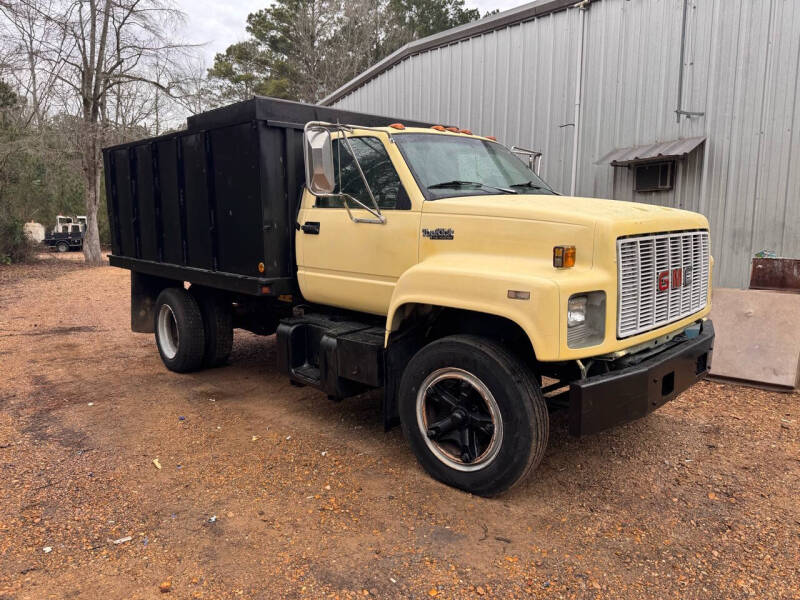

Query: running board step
<box><xmin>276</xmin><ymin>313</ymin><xmax>385</xmax><ymax>399</ymax></box>
<box><xmin>291</xmin><ymin>364</ymin><xmax>321</xmax><ymax>385</ymax></box>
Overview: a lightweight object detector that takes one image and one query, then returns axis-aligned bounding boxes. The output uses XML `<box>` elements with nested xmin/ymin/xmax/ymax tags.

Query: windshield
<box><xmin>394</xmin><ymin>133</ymin><xmax>555</xmax><ymax>199</ymax></box>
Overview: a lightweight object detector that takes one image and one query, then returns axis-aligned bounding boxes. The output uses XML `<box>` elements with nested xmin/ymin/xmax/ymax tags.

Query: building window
<box><xmin>634</xmin><ymin>161</ymin><xmax>675</xmax><ymax>192</ymax></box>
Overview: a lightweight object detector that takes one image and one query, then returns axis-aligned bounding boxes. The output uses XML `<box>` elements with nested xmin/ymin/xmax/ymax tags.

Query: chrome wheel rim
<box><xmin>157</xmin><ymin>304</ymin><xmax>179</xmax><ymax>360</ymax></box>
<box><xmin>416</xmin><ymin>368</ymin><xmax>503</xmax><ymax>472</ymax></box>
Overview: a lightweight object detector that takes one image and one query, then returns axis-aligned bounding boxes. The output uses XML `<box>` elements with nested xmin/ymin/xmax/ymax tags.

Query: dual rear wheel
<box><xmin>154</xmin><ymin>287</ymin><xmax>232</xmax><ymax>373</ymax></box>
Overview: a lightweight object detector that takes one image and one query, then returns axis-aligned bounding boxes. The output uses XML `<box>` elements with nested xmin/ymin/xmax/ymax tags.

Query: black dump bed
<box><xmin>103</xmin><ymin>96</ymin><xmax>429</xmax><ymax>296</ymax></box>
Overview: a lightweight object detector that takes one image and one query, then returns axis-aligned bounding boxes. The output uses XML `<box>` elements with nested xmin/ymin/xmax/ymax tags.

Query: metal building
<box><xmin>322</xmin><ymin>0</ymin><xmax>800</xmax><ymax>288</ymax></box>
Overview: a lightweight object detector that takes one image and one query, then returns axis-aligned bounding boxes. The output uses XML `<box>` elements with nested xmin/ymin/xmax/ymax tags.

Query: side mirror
<box><xmin>304</xmin><ymin>126</ymin><xmax>336</xmax><ymax>194</ymax></box>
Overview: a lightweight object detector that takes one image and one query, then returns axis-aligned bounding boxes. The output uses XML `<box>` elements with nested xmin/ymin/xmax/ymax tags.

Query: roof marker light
<box><xmin>431</xmin><ymin>125</ymin><xmax>446</xmax><ymax>131</ymax></box>
<box><xmin>389</xmin><ymin>123</ymin><xmax>405</xmax><ymax>130</ymax></box>
<box><xmin>446</xmin><ymin>126</ymin><xmax>459</xmax><ymax>132</ymax></box>
<box><xmin>460</xmin><ymin>129</ymin><xmax>472</xmax><ymax>135</ymax></box>
<box><xmin>486</xmin><ymin>136</ymin><xmax>497</xmax><ymax>141</ymax></box>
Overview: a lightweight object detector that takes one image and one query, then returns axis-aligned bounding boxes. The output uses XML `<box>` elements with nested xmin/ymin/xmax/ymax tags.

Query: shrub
<box><xmin>0</xmin><ymin>216</ymin><xmax>35</xmax><ymax>264</ymax></box>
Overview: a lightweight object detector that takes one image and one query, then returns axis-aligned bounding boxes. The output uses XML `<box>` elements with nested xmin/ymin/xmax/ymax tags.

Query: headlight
<box><xmin>567</xmin><ymin>292</ymin><xmax>606</xmax><ymax>348</ymax></box>
<box><xmin>567</xmin><ymin>296</ymin><xmax>587</xmax><ymax>327</ymax></box>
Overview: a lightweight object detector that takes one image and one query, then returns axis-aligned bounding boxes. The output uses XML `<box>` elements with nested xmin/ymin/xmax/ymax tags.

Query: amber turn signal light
<box><xmin>553</xmin><ymin>245</ymin><xmax>576</xmax><ymax>268</ymax></box>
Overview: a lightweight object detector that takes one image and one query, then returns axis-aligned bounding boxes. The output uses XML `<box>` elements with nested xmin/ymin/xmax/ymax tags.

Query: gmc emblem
<box><xmin>658</xmin><ymin>266</ymin><xmax>692</xmax><ymax>291</ymax></box>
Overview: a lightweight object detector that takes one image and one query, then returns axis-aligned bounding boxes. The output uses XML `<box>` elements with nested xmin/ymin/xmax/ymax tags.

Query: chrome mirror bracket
<box><xmin>303</xmin><ymin>121</ymin><xmax>387</xmax><ymax>224</ymax></box>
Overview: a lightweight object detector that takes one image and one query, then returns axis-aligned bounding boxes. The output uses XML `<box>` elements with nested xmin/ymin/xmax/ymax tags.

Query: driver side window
<box><xmin>315</xmin><ymin>136</ymin><xmax>410</xmax><ymax>210</ymax></box>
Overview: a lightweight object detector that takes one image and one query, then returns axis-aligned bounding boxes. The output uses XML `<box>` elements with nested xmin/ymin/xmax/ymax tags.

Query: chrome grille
<box><xmin>617</xmin><ymin>231</ymin><xmax>710</xmax><ymax>338</ymax></box>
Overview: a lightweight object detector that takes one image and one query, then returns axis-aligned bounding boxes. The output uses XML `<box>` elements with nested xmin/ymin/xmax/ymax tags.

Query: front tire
<box><xmin>56</xmin><ymin>241</ymin><xmax>69</xmax><ymax>253</ymax></box>
<box><xmin>398</xmin><ymin>335</ymin><xmax>548</xmax><ymax>496</ymax></box>
<box><xmin>154</xmin><ymin>288</ymin><xmax>206</xmax><ymax>373</ymax></box>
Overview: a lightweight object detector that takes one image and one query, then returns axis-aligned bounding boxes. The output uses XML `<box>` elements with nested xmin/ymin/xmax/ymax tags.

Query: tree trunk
<box><xmin>81</xmin><ymin>130</ymin><xmax>105</xmax><ymax>265</ymax></box>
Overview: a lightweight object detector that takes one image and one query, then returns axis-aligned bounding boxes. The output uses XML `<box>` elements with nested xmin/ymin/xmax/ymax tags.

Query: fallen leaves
<box><xmin>2</xmin><ymin>259</ymin><xmax>799</xmax><ymax>600</ymax></box>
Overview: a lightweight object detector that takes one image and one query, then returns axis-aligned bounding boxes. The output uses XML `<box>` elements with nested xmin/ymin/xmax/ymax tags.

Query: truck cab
<box><xmin>288</xmin><ymin>122</ymin><xmax>713</xmax><ymax>493</ymax></box>
<box><xmin>105</xmin><ymin>98</ymin><xmax>713</xmax><ymax>496</ymax></box>
<box><xmin>296</xmin><ymin>125</ymin><xmax>711</xmax><ymax>359</ymax></box>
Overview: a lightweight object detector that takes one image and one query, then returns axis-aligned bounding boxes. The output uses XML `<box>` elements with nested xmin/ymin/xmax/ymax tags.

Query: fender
<box><xmin>386</xmin><ymin>253</ymin><xmax>562</xmax><ymax>361</ymax></box>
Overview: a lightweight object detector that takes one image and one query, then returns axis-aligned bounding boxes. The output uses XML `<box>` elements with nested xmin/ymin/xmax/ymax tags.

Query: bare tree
<box><xmin>1</xmin><ymin>0</ymin><xmax>191</xmax><ymax>264</ymax></box>
<box><xmin>1</xmin><ymin>0</ymin><xmax>66</xmax><ymax>128</ymax></box>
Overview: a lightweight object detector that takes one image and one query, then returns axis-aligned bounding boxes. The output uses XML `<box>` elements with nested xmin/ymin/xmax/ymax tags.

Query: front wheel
<box><xmin>56</xmin><ymin>241</ymin><xmax>69</xmax><ymax>253</ymax></box>
<box><xmin>398</xmin><ymin>335</ymin><xmax>548</xmax><ymax>496</ymax></box>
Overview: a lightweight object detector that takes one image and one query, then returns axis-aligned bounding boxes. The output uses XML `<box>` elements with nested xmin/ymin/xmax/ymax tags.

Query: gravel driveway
<box><xmin>0</xmin><ymin>256</ymin><xmax>798</xmax><ymax>599</ymax></box>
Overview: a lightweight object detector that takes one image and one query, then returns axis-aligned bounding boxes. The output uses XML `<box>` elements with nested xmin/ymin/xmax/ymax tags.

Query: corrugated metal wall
<box><xmin>330</xmin><ymin>0</ymin><xmax>800</xmax><ymax>288</ymax></box>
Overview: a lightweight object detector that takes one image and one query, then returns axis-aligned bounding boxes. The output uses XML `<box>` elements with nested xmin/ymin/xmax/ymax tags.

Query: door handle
<box><xmin>300</xmin><ymin>221</ymin><xmax>320</xmax><ymax>235</ymax></box>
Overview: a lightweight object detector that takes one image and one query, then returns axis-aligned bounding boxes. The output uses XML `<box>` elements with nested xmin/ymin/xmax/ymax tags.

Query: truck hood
<box><xmin>422</xmin><ymin>194</ymin><xmax>709</xmax><ymax>232</ymax></box>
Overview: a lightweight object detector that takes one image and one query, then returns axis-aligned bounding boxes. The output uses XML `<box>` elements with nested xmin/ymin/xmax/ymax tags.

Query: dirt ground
<box><xmin>0</xmin><ymin>255</ymin><xmax>798</xmax><ymax>600</ymax></box>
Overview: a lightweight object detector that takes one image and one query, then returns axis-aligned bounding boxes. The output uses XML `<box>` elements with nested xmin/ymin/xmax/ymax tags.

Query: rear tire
<box><xmin>398</xmin><ymin>335</ymin><xmax>548</xmax><ymax>496</ymax></box>
<box><xmin>190</xmin><ymin>287</ymin><xmax>233</xmax><ymax>368</ymax></box>
<box><xmin>154</xmin><ymin>288</ymin><xmax>205</xmax><ymax>373</ymax></box>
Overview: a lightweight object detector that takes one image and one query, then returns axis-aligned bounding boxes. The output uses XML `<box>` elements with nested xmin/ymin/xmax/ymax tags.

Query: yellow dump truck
<box><xmin>105</xmin><ymin>97</ymin><xmax>714</xmax><ymax>495</ymax></box>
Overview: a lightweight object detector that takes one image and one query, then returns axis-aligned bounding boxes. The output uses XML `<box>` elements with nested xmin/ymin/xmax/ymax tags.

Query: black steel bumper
<box><xmin>568</xmin><ymin>320</ymin><xmax>714</xmax><ymax>436</ymax></box>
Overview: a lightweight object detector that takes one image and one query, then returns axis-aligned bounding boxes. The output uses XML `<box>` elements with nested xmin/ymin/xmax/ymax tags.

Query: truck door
<box><xmin>296</xmin><ymin>134</ymin><xmax>421</xmax><ymax>315</ymax></box>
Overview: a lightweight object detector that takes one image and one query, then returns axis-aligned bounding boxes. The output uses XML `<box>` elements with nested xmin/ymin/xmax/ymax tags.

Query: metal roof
<box><xmin>598</xmin><ymin>136</ymin><xmax>706</xmax><ymax>166</ymax></box>
<box><xmin>319</xmin><ymin>0</ymin><xmax>578</xmax><ymax>106</ymax></box>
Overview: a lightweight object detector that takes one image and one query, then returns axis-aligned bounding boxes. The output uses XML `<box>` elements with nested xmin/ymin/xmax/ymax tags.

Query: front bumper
<box><xmin>568</xmin><ymin>320</ymin><xmax>714</xmax><ymax>436</ymax></box>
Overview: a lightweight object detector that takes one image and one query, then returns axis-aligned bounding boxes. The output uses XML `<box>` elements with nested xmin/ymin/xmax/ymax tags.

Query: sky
<box><xmin>174</xmin><ymin>0</ymin><xmax>528</xmax><ymax>70</ymax></box>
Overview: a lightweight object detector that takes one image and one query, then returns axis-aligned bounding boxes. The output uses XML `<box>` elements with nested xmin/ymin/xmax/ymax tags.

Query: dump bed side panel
<box><xmin>106</xmin><ymin>124</ymin><xmax>272</xmax><ymax>284</ymax></box>
<box><xmin>259</xmin><ymin>124</ymin><xmax>302</xmax><ymax>279</ymax></box>
<box><xmin>181</xmin><ymin>133</ymin><xmax>214</xmax><ymax>271</ymax></box>
<box><xmin>103</xmin><ymin>151</ymin><xmax>120</xmax><ymax>256</ymax></box>
<box><xmin>156</xmin><ymin>139</ymin><xmax>183</xmax><ymax>265</ymax></box>
<box><xmin>212</xmin><ymin>123</ymin><xmax>265</xmax><ymax>277</ymax></box>
<box><xmin>135</xmin><ymin>144</ymin><xmax>158</xmax><ymax>262</ymax></box>
<box><xmin>112</xmin><ymin>148</ymin><xmax>136</xmax><ymax>258</ymax></box>
<box><xmin>282</xmin><ymin>126</ymin><xmax>305</xmax><ymax>278</ymax></box>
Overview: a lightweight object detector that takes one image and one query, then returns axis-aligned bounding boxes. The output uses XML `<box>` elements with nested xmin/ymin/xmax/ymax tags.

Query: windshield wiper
<box><xmin>509</xmin><ymin>180</ymin><xmax>548</xmax><ymax>191</ymax></box>
<box><xmin>427</xmin><ymin>180</ymin><xmax>517</xmax><ymax>194</ymax></box>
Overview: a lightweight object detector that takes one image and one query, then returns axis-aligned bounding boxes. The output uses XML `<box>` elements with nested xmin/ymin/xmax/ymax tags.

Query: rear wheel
<box><xmin>154</xmin><ymin>288</ymin><xmax>205</xmax><ymax>373</ymax></box>
<box><xmin>398</xmin><ymin>335</ymin><xmax>548</xmax><ymax>496</ymax></box>
<box><xmin>190</xmin><ymin>287</ymin><xmax>233</xmax><ymax>368</ymax></box>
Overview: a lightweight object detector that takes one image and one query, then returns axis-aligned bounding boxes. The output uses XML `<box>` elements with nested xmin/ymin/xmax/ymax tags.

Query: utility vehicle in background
<box><xmin>42</xmin><ymin>215</ymin><xmax>86</xmax><ymax>252</ymax></box>
<box><xmin>103</xmin><ymin>97</ymin><xmax>714</xmax><ymax>496</ymax></box>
